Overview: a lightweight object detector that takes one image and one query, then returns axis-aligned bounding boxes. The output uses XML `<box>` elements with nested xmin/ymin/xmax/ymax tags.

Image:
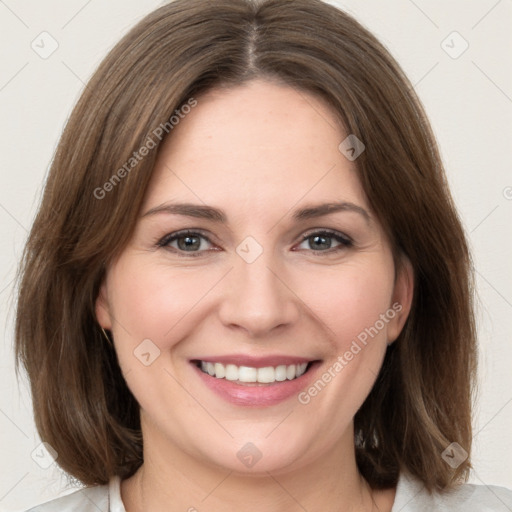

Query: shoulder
<box><xmin>393</xmin><ymin>471</ymin><xmax>512</xmax><ymax>512</ymax></box>
<box><xmin>24</xmin><ymin>477</ymin><xmax>123</xmax><ymax>512</ymax></box>
<box><xmin>24</xmin><ymin>485</ymin><xmax>108</xmax><ymax>512</ymax></box>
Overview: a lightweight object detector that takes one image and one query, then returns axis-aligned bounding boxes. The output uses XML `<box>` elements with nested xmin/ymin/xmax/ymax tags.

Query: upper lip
<box><xmin>190</xmin><ymin>354</ymin><xmax>318</xmax><ymax>368</ymax></box>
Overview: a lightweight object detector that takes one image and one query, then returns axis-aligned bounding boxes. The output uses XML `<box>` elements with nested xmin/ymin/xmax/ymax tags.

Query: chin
<box><xmin>192</xmin><ymin>429</ymin><xmax>317</xmax><ymax>476</ymax></box>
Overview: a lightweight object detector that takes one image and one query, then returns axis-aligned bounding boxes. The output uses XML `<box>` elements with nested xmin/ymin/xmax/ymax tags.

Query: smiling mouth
<box><xmin>192</xmin><ymin>360</ymin><xmax>315</xmax><ymax>385</ymax></box>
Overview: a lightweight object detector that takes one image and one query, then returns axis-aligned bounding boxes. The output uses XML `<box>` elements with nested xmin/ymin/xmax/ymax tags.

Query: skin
<box><xmin>96</xmin><ymin>78</ymin><xmax>413</xmax><ymax>512</ymax></box>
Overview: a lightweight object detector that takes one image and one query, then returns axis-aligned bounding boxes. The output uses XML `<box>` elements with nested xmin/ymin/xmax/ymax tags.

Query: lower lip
<box><xmin>191</xmin><ymin>361</ymin><xmax>321</xmax><ymax>407</ymax></box>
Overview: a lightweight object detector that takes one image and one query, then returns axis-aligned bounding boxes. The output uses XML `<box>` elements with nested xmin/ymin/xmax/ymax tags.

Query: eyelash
<box><xmin>156</xmin><ymin>229</ymin><xmax>353</xmax><ymax>258</ymax></box>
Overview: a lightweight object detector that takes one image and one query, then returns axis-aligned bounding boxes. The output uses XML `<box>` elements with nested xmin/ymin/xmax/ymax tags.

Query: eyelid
<box><xmin>298</xmin><ymin>228</ymin><xmax>353</xmax><ymax>244</ymax></box>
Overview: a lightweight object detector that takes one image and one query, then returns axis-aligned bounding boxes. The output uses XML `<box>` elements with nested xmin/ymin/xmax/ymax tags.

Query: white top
<box><xmin>25</xmin><ymin>471</ymin><xmax>512</xmax><ymax>511</ymax></box>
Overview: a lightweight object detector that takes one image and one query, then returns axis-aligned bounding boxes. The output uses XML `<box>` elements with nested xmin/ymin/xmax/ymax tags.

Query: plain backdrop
<box><xmin>0</xmin><ymin>0</ymin><xmax>511</xmax><ymax>510</ymax></box>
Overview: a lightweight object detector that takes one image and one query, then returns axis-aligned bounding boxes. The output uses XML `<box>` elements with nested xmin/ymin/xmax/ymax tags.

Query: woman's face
<box><xmin>96</xmin><ymin>79</ymin><xmax>412</xmax><ymax>475</ymax></box>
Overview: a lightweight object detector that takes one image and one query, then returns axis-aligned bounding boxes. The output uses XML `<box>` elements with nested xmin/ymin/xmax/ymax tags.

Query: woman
<box><xmin>15</xmin><ymin>0</ymin><xmax>512</xmax><ymax>510</ymax></box>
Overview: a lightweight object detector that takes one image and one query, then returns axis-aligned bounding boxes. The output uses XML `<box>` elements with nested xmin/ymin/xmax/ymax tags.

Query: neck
<box><xmin>121</xmin><ymin>422</ymin><xmax>394</xmax><ymax>512</ymax></box>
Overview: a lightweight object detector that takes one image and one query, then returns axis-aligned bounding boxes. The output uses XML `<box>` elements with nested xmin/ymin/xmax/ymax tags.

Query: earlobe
<box><xmin>387</xmin><ymin>256</ymin><xmax>414</xmax><ymax>344</ymax></box>
<box><xmin>95</xmin><ymin>282</ymin><xmax>112</xmax><ymax>330</ymax></box>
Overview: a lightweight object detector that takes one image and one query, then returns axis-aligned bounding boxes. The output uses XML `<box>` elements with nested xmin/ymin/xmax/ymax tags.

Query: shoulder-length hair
<box><xmin>15</xmin><ymin>0</ymin><xmax>477</xmax><ymax>491</ymax></box>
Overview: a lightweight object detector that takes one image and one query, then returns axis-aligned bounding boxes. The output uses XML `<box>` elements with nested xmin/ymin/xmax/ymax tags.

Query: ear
<box><xmin>387</xmin><ymin>255</ymin><xmax>414</xmax><ymax>344</ymax></box>
<box><xmin>95</xmin><ymin>280</ymin><xmax>112</xmax><ymax>330</ymax></box>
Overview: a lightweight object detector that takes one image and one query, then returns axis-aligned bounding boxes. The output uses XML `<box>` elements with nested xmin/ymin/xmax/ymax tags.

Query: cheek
<box><xmin>110</xmin><ymin>262</ymin><xmax>197</xmax><ymax>340</ymax></box>
<box><xmin>298</xmin><ymin>261</ymin><xmax>396</xmax><ymax>351</ymax></box>
<box><xmin>105</xmin><ymin>259</ymin><xmax>217</xmax><ymax>412</ymax></box>
<box><xmin>107</xmin><ymin>257</ymin><xmax>223</xmax><ymax>356</ymax></box>
<box><xmin>293</xmin><ymin>266</ymin><xmax>395</xmax><ymax>433</ymax></box>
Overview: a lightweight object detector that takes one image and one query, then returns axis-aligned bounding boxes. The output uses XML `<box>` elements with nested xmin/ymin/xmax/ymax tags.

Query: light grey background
<box><xmin>0</xmin><ymin>1</ymin><xmax>511</xmax><ymax>510</ymax></box>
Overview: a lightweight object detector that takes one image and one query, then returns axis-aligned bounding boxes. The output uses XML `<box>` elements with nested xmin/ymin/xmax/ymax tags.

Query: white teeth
<box><xmin>257</xmin><ymin>366</ymin><xmax>275</xmax><ymax>383</ymax></box>
<box><xmin>225</xmin><ymin>364</ymin><xmax>239</xmax><ymax>381</ymax></box>
<box><xmin>286</xmin><ymin>365</ymin><xmax>296</xmax><ymax>380</ymax></box>
<box><xmin>197</xmin><ymin>361</ymin><xmax>310</xmax><ymax>383</ymax></box>
<box><xmin>238</xmin><ymin>366</ymin><xmax>258</xmax><ymax>383</ymax></box>
<box><xmin>214</xmin><ymin>362</ymin><xmax>226</xmax><ymax>378</ymax></box>
<box><xmin>275</xmin><ymin>365</ymin><xmax>287</xmax><ymax>381</ymax></box>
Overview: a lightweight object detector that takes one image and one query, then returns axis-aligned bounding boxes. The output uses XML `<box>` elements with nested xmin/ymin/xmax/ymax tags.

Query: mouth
<box><xmin>190</xmin><ymin>356</ymin><xmax>322</xmax><ymax>406</ymax></box>
<box><xmin>192</xmin><ymin>359</ymin><xmax>314</xmax><ymax>386</ymax></box>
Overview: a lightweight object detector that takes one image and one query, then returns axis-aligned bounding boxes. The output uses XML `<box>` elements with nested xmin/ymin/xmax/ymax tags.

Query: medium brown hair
<box><xmin>15</xmin><ymin>0</ymin><xmax>477</xmax><ymax>491</ymax></box>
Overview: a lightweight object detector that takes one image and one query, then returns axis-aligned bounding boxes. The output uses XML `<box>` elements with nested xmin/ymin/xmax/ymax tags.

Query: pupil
<box><xmin>312</xmin><ymin>235</ymin><xmax>330</xmax><ymax>250</ymax></box>
<box><xmin>178</xmin><ymin>236</ymin><xmax>200</xmax><ymax>251</ymax></box>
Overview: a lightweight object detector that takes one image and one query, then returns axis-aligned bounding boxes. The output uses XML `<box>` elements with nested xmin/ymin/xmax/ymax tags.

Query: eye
<box><xmin>157</xmin><ymin>230</ymin><xmax>216</xmax><ymax>257</ymax></box>
<box><xmin>295</xmin><ymin>229</ymin><xmax>353</xmax><ymax>254</ymax></box>
<box><xmin>157</xmin><ymin>228</ymin><xmax>353</xmax><ymax>257</ymax></box>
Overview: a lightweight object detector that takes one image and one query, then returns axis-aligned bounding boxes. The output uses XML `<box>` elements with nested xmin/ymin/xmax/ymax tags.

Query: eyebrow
<box><xmin>141</xmin><ymin>201</ymin><xmax>371</xmax><ymax>224</ymax></box>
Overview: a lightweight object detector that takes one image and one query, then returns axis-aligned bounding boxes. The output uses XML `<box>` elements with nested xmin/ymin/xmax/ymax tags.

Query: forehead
<box><xmin>143</xmin><ymin>79</ymin><xmax>369</xmax><ymax>216</ymax></box>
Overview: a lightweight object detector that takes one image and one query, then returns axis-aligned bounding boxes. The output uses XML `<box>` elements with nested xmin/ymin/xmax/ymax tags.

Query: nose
<box><xmin>217</xmin><ymin>249</ymin><xmax>300</xmax><ymax>338</ymax></box>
